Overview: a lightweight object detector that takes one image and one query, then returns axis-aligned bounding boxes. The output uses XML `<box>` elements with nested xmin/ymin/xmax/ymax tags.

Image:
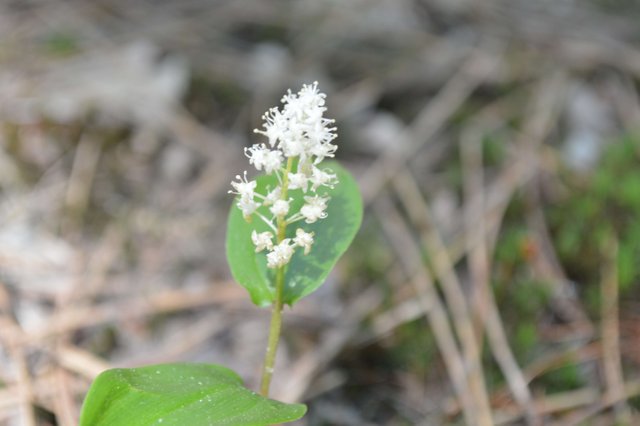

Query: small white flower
<box><xmin>245</xmin><ymin>144</ymin><xmax>284</xmax><ymax>174</ymax></box>
<box><xmin>254</xmin><ymin>107</ymin><xmax>286</xmax><ymax>147</ymax></box>
<box><xmin>310</xmin><ymin>141</ymin><xmax>337</xmax><ymax>163</ymax></box>
<box><xmin>237</xmin><ymin>196</ymin><xmax>260</xmax><ymax>219</ymax></box>
<box><xmin>280</xmin><ymin>135</ymin><xmax>305</xmax><ymax>158</ymax></box>
<box><xmin>300</xmin><ymin>195</ymin><xmax>329</xmax><ymax>223</ymax></box>
<box><xmin>263</xmin><ymin>150</ymin><xmax>284</xmax><ymax>173</ymax></box>
<box><xmin>267</xmin><ymin>239</ymin><xmax>295</xmax><ymax>268</ymax></box>
<box><xmin>263</xmin><ymin>186</ymin><xmax>281</xmax><ymax>205</ymax></box>
<box><xmin>270</xmin><ymin>199</ymin><xmax>290</xmax><ymax>217</ymax></box>
<box><xmin>244</xmin><ymin>144</ymin><xmax>268</xmax><ymax>169</ymax></box>
<box><xmin>263</xmin><ymin>187</ymin><xmax>281</xmax><ymax>206</ymax></box>
<box><xmin>307</xmin><ymin>120</ymin><xmax>336</xmax><ymax>145</ymax></box>
<box><xmin>288</xmin><ymin>172</ymin><xmax>308</xmax><ymax>192</ymax></box>
<box><xmin>251</xmin><ymin>230</ymin><xmax>274</xmax><ymax>252</ymax></box>
<box><xmin>229</xmin><ymin>172</ymin><xmax>256</xmax><ymax>199</ymax></box>
<box><xmin>293</xmin><ymin>228</ymin><xmax>314</xmax><ymax>255</ymax></box>
<box><xmin>309</xmin><ymin>166</ymin><xmax>337</xmax><ymax>191</ymax></box>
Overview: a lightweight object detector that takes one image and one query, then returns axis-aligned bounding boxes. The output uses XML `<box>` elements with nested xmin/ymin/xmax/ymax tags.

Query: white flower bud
<box><xmin>270</xmin><ymin>199</ymin><xmax>290</xmax><ymax>217</ymax></box>
<box><xmin>267</xmin><ymin>239</ymin><xmax>295</xmax><ymax>268</ymax></box>
<box><xmin>237</xmin><ymin>196</ymin><xmax>260</xmax><ymax>219</ymax></box>
<box><xmin>263</xmin><ymin>186</ymin><xmax>281</xmax><ymax>206</ymax></box>
<box><xmin>300</xmin><ymin>195</ymin><xmax>328</xmax><ymax>223</ymax></box>
<box><xmin>288</xmin><ymin>172</ymin><xmax>308</xmax><ymax>192</ymax></box>
<box><xmin>293</xmin><ymin>228</ymin><xmax>314</xmax><ymax>255</ymax></box>
<box><xmin>251</xmin><ymin>230</ymin><xmax>274</xmax><ymax>252</ymax></box>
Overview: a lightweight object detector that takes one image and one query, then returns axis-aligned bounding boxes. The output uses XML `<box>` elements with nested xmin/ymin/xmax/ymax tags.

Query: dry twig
<box><xmin>460</xmin><ymin>128</ymin><xmax>540</xmax><ymax>426</ymax></box>
<box><xmin>392</xmin><ymin>172</ymin><xmax>494</xmax><ymax>426</ymax></box>
<box><xmin>360</xmin><ymin>49</ymin><xmax>498</xmax><ymax>204</ymax></box>
<box><xmin>599</xmin><ymin>237</ymin><xmax>632</xmax><ymax>424</ymax></box>
<box><xmin>375</xmin><ymin>195</ymin><xmax>479</xmax><ymax>426</ymax></box>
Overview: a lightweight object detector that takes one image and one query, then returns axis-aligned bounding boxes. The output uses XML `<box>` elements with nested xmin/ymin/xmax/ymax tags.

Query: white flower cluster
<box><xmin>230</xmin><ymin>82</ymin><xmax>338</xmax><ymax>269</ymax></box>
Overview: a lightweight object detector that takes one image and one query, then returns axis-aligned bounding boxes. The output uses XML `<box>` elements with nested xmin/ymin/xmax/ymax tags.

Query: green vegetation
<box><xmin>548</xmin><ymin>135</ymin><xmax>640</xmax><ymax>310</ymax></box>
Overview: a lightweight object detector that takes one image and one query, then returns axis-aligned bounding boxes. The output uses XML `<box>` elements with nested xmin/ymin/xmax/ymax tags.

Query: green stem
<box><xmin>260</xmin><ymin>267</ymin><xmax>285</xmax><ymax>396</ymax></box>
<box><xmin>260</xmin><ymin>157</ymin><xmax>294</xmax><ymax>397</ymax></box>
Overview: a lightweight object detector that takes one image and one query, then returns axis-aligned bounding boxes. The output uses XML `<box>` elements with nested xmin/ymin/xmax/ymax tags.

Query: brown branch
<box><xmin>375</xmin><ymin>195</ymin><xmax>480</xmax><ymax>426</ymax></box>
<box><xmin>392</xmin><ymin>173</ymin><xmax>494</xmax><ymax>426</ymax></box>
<box><xmin>1</xmin><ymin>285</ymin><xmax>244</xmax><ymax>346</ymax></box>
<box><xmin>360</xmin><ymin>48</ymin><xmax>498</xmax><ymax>204</ymax></box>
<box><xmin>460</xmin><ymin>127</ymin><xmax>540</xmax><ymax>426</ymax></box>
<box><xmin>599</xmin><ymin>237</ymin><xmax>632</xmax><ymax>424</ymax></box>
<box><xmin>494</xmin><ymin>379</ymin><xmax>640</xmax><ymax>425</ymax></box>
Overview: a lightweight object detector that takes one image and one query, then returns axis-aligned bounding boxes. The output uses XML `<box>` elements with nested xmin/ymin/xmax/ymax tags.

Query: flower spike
<box><xmin>230</xmin><ymin>82</ymin><xmax>338</xmax><ymax>268</ymax></box>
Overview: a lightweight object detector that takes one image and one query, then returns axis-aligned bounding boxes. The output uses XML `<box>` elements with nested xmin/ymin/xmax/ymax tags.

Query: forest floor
<box><xmin>1</xmin><ymin>1</ymin><xmax>640</xmax><ymax>425</ymax></box>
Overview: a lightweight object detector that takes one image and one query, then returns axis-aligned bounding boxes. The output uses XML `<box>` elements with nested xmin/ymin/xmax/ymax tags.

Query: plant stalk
<box><xmin>260</xmin><ymin>267</ymin><xmax>285</xmax><ymax>396</ymax></box>
<box><xmin>260</xmin><ymin>157</ymin><xmax>294</xmax><ymax>396</ymax></box>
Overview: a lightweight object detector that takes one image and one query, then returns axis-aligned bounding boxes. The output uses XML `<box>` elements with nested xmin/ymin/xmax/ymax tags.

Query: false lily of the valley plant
<box><xmin>79</xmin><ymin>82</ymin><xmax>362</xmax><ymax>426</ymax></box>
<box><xmin>227</xmin><ymin>81</ymin><xmax>363</xmax><ymax>397</ymax></box>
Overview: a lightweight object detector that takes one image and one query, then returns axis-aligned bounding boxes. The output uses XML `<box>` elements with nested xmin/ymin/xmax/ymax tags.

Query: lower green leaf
<box><xmin>80</xmin><ymin>363</ymin><xmax>306</xmax><ymax>426</ymax></box>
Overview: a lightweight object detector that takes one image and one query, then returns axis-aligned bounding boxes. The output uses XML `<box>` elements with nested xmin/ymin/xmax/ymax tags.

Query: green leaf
<box><xmin>79</xmin><ymin>363</ymin><xmax>306</xmax><ymax>426</ymax></box>
<box><xmin>226</xmin><ymin>161</ymin><xmax>363</xmax><ymax>307</ymax></box>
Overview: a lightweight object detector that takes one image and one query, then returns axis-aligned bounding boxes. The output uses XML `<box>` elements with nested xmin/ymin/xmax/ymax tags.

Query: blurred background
<box><xmin>1</xmin><ymin>0</ymin><xmax>640</xmax><ymax>425</ymax></box>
